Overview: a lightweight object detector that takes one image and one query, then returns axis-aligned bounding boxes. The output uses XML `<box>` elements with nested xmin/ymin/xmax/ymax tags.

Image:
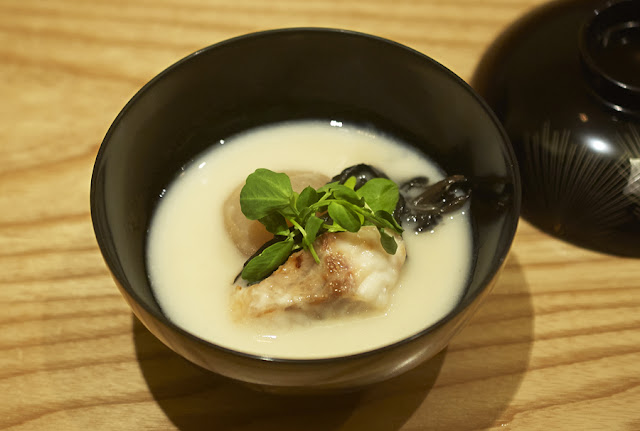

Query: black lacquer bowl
<box><xmin>472</xmin><ymin>0</ymin><xmax>640</xmax><ymax>257</ymax></box>
<box><xmin>91</xmin><ymin>28</ymin><xmax>520</xmax><ymax>392</ymax></box>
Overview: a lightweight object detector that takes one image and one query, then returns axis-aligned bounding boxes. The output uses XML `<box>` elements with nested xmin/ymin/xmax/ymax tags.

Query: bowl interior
<box><xmin>91</xmin><ymin>28</ymin><xmax>520</xmax><ymax>358</ymax></box>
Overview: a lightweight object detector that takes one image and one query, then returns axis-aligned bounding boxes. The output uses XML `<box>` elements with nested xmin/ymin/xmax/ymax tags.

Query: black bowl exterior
<box><xmin>114</xmin><ymin>272</ymin><xmax>496</xmax><ymax>391</ymax></box>
<box><xmin>472</xmin><ymin>0</ymin><xmax>640</xmax><ymax>257</ymax></box>
<box><xmin>91</xmin><ymin>28</ymin><xmax>520</xmax><ymax>390</ymax></box>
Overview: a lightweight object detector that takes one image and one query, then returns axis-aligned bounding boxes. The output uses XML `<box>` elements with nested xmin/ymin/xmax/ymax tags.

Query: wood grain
<box><xmin>1</xmin><ymin>0</ymin><xmax>639</xmax><ymax>429</ymax></box>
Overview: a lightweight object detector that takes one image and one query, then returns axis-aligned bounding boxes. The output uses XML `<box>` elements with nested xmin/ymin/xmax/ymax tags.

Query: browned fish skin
<box><xmin>231</xmin><ymin>226</ymin><xmax>406</xmax><ymax>321</ymax></box>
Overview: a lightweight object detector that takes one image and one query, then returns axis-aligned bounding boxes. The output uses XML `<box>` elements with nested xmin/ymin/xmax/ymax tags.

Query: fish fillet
<box><xmin>231</xmin><ymin>226</ymin><xmax>406</xmax><ymax>321</ymax></box>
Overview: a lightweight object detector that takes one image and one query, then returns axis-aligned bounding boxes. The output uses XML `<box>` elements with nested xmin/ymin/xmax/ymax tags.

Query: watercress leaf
<box><xmin>316</xmin><ymin>181</ymin><xmax>340</xmax><ymax>194</ymax></box>
<box><xmin>356</xmin><ymin>178</ymin><xmax>399</xmax><ymax>213</ymax></box>
<box><xmin>300</xmin><ymin>215</ymin><xmax>324</xmax><ymax>264</ymax></box>
<box><xmin>298</xmin><ymin>207</ymin><xmax>313</xmax><ymax>222</ymax></box>
<box><xmin>311</xmin><ymin>202</ymin><xmax>330</xmax><ymax>215</ymax></box>
<box><xmin>304</xmin><ymin>215</ymin><xmax>324</xmax><ymax>244</ymax></box>
<box><xmin>278</xmin><ymin>206</ymin><xmax>297</xmax><ymax>219</ymax></box>
<box><xmin>374</xmin><ymin>210</ymin><xmax>404</xmax><ymax>233</ymax></box>
<box><xmin>259</xmin><ymin>213</ymin><xmax>289</xmax><ymax>236</ymax></box>
<box><xmin>296</xmin><ymin>186</ymin><xmax>319</xmax><ymax>212</ymax></box>
<box><xmin>331</xmin><ymin>184</ymin><xmax>364</xmax><ymax>206</ymax></box>
<box><xmin>343</xmin><ymin>176</ymin><xmax>357</xmax><ymax>190</ymax></box>
<box><xmin>328</xmin><ymin>202</ymin><xmax>361</xmax><ymax>232</ymax></box>
<box><xmin>241</xmin><ymin>238</ymin><xmax>294</xmax><ymax>283</ymax></box>
<box><xmin>378</xmin><ymin>228</ymin><xmax>398</xmax><ymax>255</ymax></box>
<box><xmin>368</xmin><ymin>214</ymin><xmax>391</xmax><ymax>229</ymax></box>
<box><xmin>240</xmin><ymin>169</ymin><xmax>294</xmax><ymax>220</ymax></box>
<box><xmin>326</xmin><ymin>224</ymin><xmax>346</xmax><ymax>233</ymax></box>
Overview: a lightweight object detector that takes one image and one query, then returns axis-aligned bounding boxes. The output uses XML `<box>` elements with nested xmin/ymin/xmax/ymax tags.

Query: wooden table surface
<box><xmin>2</xmin><ymin>0</ymin><xmax>639</xmax><ymax>429</ymax></box>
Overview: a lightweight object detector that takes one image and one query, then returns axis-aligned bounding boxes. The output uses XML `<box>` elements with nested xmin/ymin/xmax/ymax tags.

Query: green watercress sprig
<box><xmin>238</xmin><ymin>168</ymin><xmax>403</xmax><ymax>284</ymax></box>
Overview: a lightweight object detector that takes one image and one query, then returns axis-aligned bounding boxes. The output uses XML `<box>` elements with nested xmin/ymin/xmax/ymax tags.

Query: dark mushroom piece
<box><xmin>330</xmin><ymin>164</ymin><xmax>391</xmax><ymax>189</ymax></box>
<box><xmin>397</xmin><ymin>175</ymin><xmax>471</xmax><ymax>232</ymax></box>
<box><xmin>333</xmin><ymin>164</ymin><xmax>471</xmax><ymax>232</ymax></box>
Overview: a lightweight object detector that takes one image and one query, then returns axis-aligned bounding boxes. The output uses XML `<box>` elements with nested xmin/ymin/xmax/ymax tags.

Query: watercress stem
<box><xmin>287</xmin><ymin>217</ymin><xmax>320</xmax><ymax>263</ymax></box>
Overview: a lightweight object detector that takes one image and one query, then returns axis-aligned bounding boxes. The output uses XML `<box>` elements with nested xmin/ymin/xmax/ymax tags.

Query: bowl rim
<box><xmin>91</xmin><ymin>26</ymin><xmax>521</xmax><ymax>365</ymax></box>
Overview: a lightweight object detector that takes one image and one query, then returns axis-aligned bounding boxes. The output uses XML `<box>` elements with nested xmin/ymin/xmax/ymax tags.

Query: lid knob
<box><xmin>579</xmin><ymin>0</ymin><xmax>640</xmax><ymax>116</ymax></box>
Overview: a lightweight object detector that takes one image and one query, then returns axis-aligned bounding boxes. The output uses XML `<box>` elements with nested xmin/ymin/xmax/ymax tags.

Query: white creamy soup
<box><xmin>147</xmin><ymin>120</ymin><xmax>472</xmax><ymax>359</ymax></box>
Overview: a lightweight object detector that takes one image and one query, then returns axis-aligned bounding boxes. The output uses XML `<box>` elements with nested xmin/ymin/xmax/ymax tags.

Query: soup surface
<box><xmin>147</xmin><ymin>120</ymin><xmax>472</xmax><ymax>359</ymax></box>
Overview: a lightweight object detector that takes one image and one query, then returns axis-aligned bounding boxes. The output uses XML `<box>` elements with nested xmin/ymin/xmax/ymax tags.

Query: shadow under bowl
<box><xmin>90</xmin><ymin>28</ymin><xmax>521</xmax><ymax>392</ymax></box>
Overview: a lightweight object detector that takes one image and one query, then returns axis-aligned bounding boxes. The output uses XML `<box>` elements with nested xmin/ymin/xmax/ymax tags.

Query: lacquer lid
<box><xmin>472</xmin><ymin>0</ymin><xmax>640</xmax><ymax>256</ymax></box>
